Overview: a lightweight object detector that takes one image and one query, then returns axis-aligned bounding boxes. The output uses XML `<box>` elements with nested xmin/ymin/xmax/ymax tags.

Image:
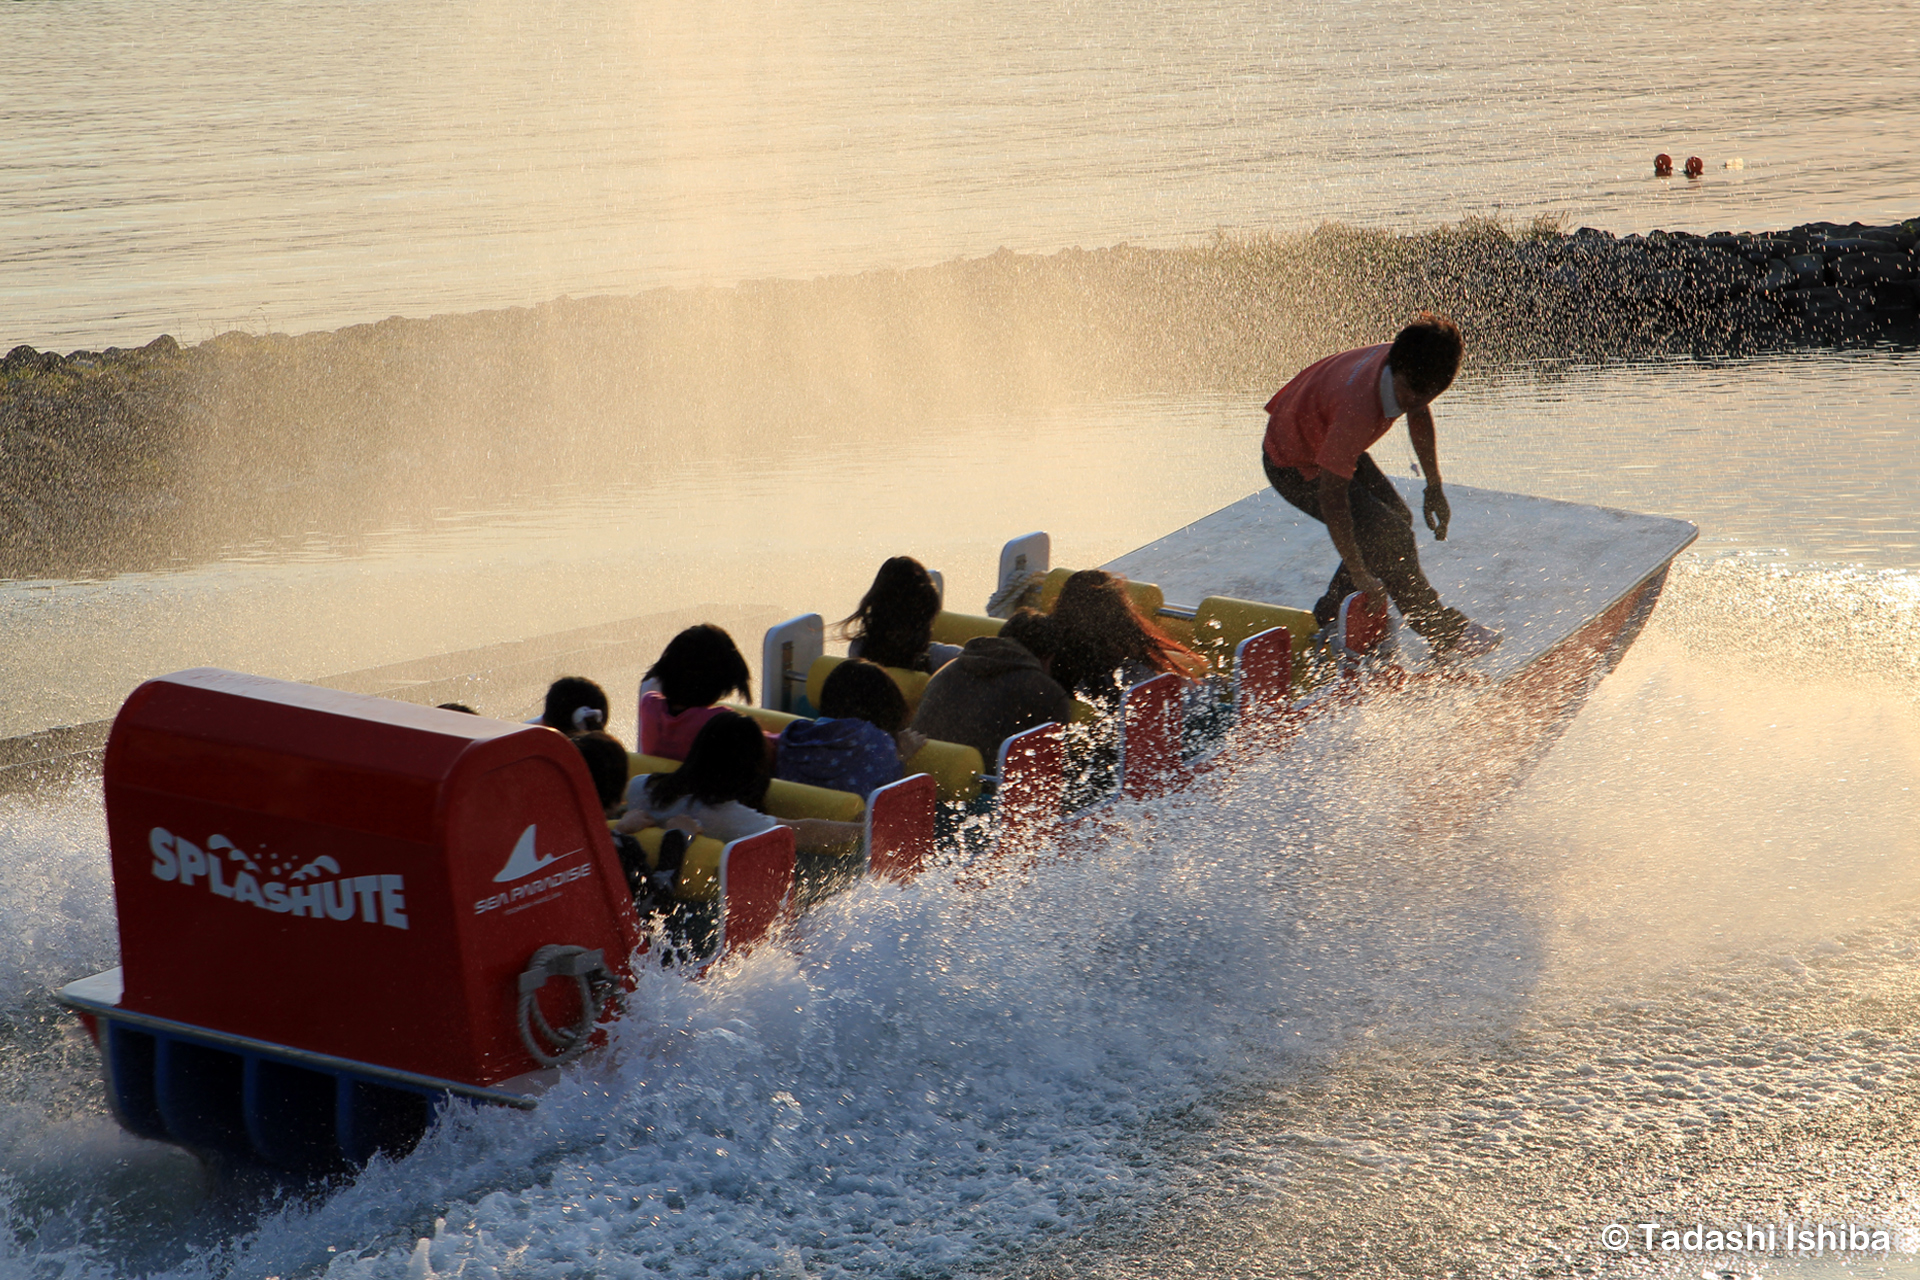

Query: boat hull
<box><xmin>1402</xmin><ymin>561</ymin><xmax>1672</xmax><ymax>826</ymax></box>
<box><xmin>58</xmin><ymin>969</ymin><xmax>541</xmax><ymax>1176</ymax></box>
<box><xmin>55</xmin><ymin>484</ymin><xmax>1695</xmax><ymax>1177</ymax></box>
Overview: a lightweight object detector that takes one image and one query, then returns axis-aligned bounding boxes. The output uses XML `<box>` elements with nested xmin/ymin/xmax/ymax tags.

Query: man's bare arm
<box><xmin>1406</xmin><ymin>406</ymin><xmax>1450</xmax><ymax>540</ymax></box>
<box><xmin>1318</xmin><ymin>470</ymin><xmax>1388</xmax><ymax>615</ymax></box>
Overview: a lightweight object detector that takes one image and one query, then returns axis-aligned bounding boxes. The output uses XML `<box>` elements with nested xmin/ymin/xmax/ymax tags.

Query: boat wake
<box><xmin>1</xmin><ymin>560</ymin><xmax>1917</xmax><ymax>1278</ymax></box>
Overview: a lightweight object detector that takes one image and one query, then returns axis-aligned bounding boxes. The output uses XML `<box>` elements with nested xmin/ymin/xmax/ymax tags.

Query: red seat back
<box><xmin>1120</xmin><ymin>673</ymin><xmax>1188</xmax><ymax>800</ymax></box>
<box><xmin>713</xmin><ymin>828</ymin><xmax>795</xmax><ymax>958</ymax></box>
<box><xmin>995</xmin><ymin>721</ymin><xmax>1064</xmax><ymax>855</ymax></box>
<box><xmin>1338</xmin><ymin>591</ymin><xmax>1386</xmax><ymax>656</ymax></box>
<box><xmin>866</xmin><ymin>773</ymin><xmax>937</xmax><ymax>882</ymax></box>
<box><xmin>1233</xmin><ymin>625</ymin><xmax>1293</xmax><ymax>725</ymax></box>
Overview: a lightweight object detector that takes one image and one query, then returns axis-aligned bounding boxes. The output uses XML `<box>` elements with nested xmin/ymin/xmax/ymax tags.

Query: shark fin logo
<box><xmin>474</xmin><ymin>824</ymin><xmax>592</xmax><ymax>915</ymax></box>
<box><xmin>492</xmin><ymin>824</ymin><xmax>582</xmax><ymax>883</ymax></box>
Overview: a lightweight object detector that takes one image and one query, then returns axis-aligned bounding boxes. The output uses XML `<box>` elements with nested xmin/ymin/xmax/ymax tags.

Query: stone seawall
<box><xmin>1472</xmin><ymin>218</ymin><xmax>1920</xmax><ymax>349</ymax></box>
<box><xmin>2</xmin><ymin>216</ymin><xmax>1914</xmax><ymax>579</ymax></box>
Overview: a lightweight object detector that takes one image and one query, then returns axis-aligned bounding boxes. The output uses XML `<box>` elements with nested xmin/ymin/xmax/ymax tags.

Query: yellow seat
<box><xmin>629</xmin><ymin>751</ymin><xmax>683</xmax><ymax>780</ymax></box>
<box><xmin>765</xmin><ymin>777</ymin><xmax>864</xmax><ymax>824</ymax></box>
<box><xmin>805</xmin><ymin>654</ymin><xmax>932</xmax><ymax>716</ymax></box>
<box><xmin>736</xmin><ymin>709</ymin><xmax>983</xmax><ymax>804</ymax></box>
<box><xmin>1191</xmin><ymin>596</ymin><xmax>1319</xmax><ymax>681</ymax></box>
<box><xmin>930</xmin><ymin>610</ymin><xmax>1004</xmax><ymax>646</ymax></box>
<box><xmin>903</xmin><ymin>738</ymin><xmax>984</xmax><ymax>803</ymax></box>
<box><xmin>629</xmin><ymin>752</ymin><xmax>683</xmax><ymax>782</ymax></box>
<box><xmin>1153</xmin><ymin>613</ymin><xmax>1199</xmax><ymax>653</ymax></box>
<box><xmin>629</xmin><ymin>826</ymin><xmax>727</xmax><ymax>902</ymax></box>
<box><xmin>625</xmin><ymin>751</ymin><xmax>866</xmax><ymax>824</ymax></box>
<box><xmin>737</xmin><ymin>706</ymin><xmax>804</xmax><ymax>735</ymax></box>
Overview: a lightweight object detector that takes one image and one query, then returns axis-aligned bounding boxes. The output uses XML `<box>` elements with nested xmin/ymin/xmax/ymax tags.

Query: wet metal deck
<box><xmin>1101</xmin><ymin>481</ymin><xmax>1698</xmax><ymax>680</ymax></box>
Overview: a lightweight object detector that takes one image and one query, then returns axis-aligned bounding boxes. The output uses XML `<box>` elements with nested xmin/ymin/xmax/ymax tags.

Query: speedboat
<box><xmin>55</xmin><ymin>480</ymin><xmax>1695</xmax><ymax>1175</ymax></box>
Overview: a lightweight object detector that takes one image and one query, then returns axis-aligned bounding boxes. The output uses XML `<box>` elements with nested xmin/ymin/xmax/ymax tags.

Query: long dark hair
<box><xmin>646</xmin><ymin>623</ymin><xmax>751</xmax><ymax>712</ymax></box>
<box><xmin>1048</xmin><ymin>570</ymin><xmax>1199</xmax><ymax>700</ymax></box>
<box><xmin>644</xmin><ymin>710</ymin><xmax>766</xmax><ymax>809</ymax></box>
<box><xmin>836</xmin><ymin>556</ymin><xmax>941</xmax><ymax>671</ymax></box>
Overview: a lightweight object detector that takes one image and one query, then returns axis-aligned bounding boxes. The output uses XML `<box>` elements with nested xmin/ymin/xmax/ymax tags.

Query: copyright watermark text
<box><xmin>1599</xmin><ymin>1222</ymin><xmax>1912</xmax><ymax>1255</ymax></box>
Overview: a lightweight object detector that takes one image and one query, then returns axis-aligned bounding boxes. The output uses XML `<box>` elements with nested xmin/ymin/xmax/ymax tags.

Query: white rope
<box><xmin>986</xmin><ymin>569</ymin><xmax>1043</xmax><ymax>619</ymax></box>
<box><xmin>515</xmin><ymin>944</ymin><xmax>615</xmax><ymax>1067</ymax></box>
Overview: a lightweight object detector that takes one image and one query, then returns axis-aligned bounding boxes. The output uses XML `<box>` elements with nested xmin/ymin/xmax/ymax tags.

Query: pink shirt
<box><xmin>1262</xmin><ymin>344</ymin><xmax>1398</xmax><ymax>481</ymax></box>
<box><xmin>637</xmin><ymin>691</ymin><xmax>725</xmax><ymax>760</ymax></box>
<box><xmin>637</xmin><ymin>690</ymin><xmax>779</xmax><ymax>762</ymax></box>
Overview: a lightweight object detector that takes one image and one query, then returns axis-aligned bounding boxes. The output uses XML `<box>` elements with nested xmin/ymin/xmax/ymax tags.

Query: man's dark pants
<box><xmin>1262</xmin><ymin>448</ymin><xmax>1467</xmax><ymax>646</ymax></box>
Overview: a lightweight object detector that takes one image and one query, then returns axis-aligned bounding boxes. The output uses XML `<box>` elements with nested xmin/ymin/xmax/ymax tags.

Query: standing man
<box><xmin>1261</xmin><ymin>312</ymin><xmax>1498</xmax><ymax>657</ymax></box>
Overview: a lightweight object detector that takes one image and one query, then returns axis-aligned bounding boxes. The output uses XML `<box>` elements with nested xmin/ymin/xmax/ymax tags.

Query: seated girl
<box><xmin>638</xmin><ymin>624</ymin><xmax>754</xmax><ymax>759</ymax></box>
<box><xmin>776</xmin><ymin>658</ymin><xmax>928</xmax><ymax>798</ymax></box>
<box><xmin>1047</xmin><ymin>569</ymin><xmax>1204</xmax><ymax>704</ymax></box>
<box><xmin>570</xmin><ymin>729</ymin><xmax>664</xmax><ymax>899</ymax></box>
<box><xmin>837</xmin><ymin>556</ymin><xmax>962</xmax><ymax>675</ymax></box>
<box><xmin>542</xmin><ymin>676</ymin><xmax>610</xmax><ymax>735</ymax></box>
<box><xmin>617</xmin><ymin>711</ymin><xmax>862</xmax><ymax>854</ymax></box>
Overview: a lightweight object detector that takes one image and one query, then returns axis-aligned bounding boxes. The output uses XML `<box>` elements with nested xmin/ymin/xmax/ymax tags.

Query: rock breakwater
<box><xmin>1446</xmin><ymin>218</ymin><xmax>1920</xmax><ymax>351</ymax></box>
<box><xmin>2</xmin><ymin>216</ymin><xmax>1914</xmax><ymax>579</ymax></box>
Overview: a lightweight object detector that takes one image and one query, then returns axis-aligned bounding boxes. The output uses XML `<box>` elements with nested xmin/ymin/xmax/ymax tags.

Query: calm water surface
<box><xmin>2</xmin><ymin>3</ymin><xmax>1919</xmax><ymax>1278</ymax></box>
<box><xmin>2</xmin><ymin>0</ymin><xmax>1918</xmax><ymax>348</ymax></box>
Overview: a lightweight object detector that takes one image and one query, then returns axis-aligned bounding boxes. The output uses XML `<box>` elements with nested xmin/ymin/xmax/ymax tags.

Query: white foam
<box><xmin>6</xmin><ymin>562</ymin><xmax>1920</xmax><ymax>1277</ymax></box>
<box><xmin>0</xmin><ymin>783</ymin><xmax>117</xmax><ymax>1009</ymax></box>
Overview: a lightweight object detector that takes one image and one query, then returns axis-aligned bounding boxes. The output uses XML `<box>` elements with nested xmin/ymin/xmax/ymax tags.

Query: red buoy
<box><xmin>1654</xmin><ymin>153</ymin><xmax>1673</xmax><ymax>177</ymax></box>
<box><xmin>1684</xmin><ymin>155</ymin><xmax>1704</xmax><ymax>178</ymax></box>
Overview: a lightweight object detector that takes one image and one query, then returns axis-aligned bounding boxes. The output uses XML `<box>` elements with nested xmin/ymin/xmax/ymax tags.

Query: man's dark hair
<box><xmin>436</xmin><ymin>702</ymin><xmax>478</xmax><ymax>715</ymax></box>
<box><xmin>572</xmin><ymin>731</ymin><xmax>631</xmax><ymax>809</ymax></box>
<box><xmin>1387</xmin><ymin>312</ymin><xmax>1464</xmax><ymax>400</ymax></box>
<box><xmin>998</xmin><ymin>608</ymin><xmax>1059</xmax><ymax>662</ymax></box>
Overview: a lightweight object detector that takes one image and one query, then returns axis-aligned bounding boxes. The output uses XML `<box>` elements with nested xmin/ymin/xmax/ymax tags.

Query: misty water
<box><xmin>4</xmin><ymin>0</ymin><xmax>1920</xmax><ymax>350</ymax></box>
<box><xmin>4</xmin><ymin>1</ymin><xmax>1920</xmax><ymax>1278</ymax></box>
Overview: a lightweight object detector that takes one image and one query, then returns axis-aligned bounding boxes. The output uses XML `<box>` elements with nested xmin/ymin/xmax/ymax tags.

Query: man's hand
<box><xmin>1423</xmin><ymin>484</ymin><xmax>1451</xmax><ymax>541</ymax></box>
<box><xmin>1407</xmin><ymin>407</ymin><xmax>1447</xmax><ymax>540</ymax></box>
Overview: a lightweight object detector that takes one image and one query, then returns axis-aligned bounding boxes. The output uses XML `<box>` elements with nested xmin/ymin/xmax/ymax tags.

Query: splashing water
<box><xmin>1</xmin><ymin>556</ymin><xmax>1916</xmax><ymax>1278</ymax></box>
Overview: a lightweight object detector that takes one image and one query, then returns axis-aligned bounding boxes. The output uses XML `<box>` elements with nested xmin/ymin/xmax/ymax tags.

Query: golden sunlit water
<box><xmin>0</xmin><ymin>1</ymin><xmax>1917</xmax><ymax>1277</ymax></box>
<box><xmin>3</xmin><ymin>0</ymin><xmax>1918</xmax><ymax>348</ymax></box>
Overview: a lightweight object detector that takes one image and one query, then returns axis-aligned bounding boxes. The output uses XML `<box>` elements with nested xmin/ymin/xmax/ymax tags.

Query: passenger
<box><xmin>637</xmin><ymin>624</ymin><xmax>753</xmax><ymax>759</ymax></box>
<box><xmin>837</xmin><ymin>556</ymin><xmax>962</xmax><ymax>674</ymax></box>
<box><xmin>572</xmin><ymin>730</ymin><xmax>692</xmax><ymax>913</ymax></box>
<box><xmin>1048</xmin><ymin>569</ymin><xmax>1203</xmax><ymax>704</ymax></box>
<box><xmin>541</xmin><ymin>676</ymin><xmax>609</xmax><ymax>735</ymax></box>
<box><xmin>617</xmin><ymin>711</ymin><xmax>862</xmax><ymax>853</ymax></box>
<box><xmin>776</xmin><ymin>658</ymin><xmax>928</xmax><ymax>798</ymax></box>
<box><xmin>910</xmin><ymin>608</ymin><xmax>1074</xmax><ymax>765</ymax></box>
<box><xmin>570</xmin><ymin>730</ymin><xmax>636</xmax><ymax>819</ymax></box>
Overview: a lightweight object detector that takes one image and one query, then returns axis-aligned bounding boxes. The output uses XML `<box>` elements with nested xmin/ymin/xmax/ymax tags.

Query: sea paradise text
<box><xmin>471</xmin><ymin>863</ymin><xmax>593</xmax><ymax>916</ymax></box>
<box><xmin>147</xmin><ymin>827</ymin><xmax>409</xmax><ymax>929</ymax></box>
